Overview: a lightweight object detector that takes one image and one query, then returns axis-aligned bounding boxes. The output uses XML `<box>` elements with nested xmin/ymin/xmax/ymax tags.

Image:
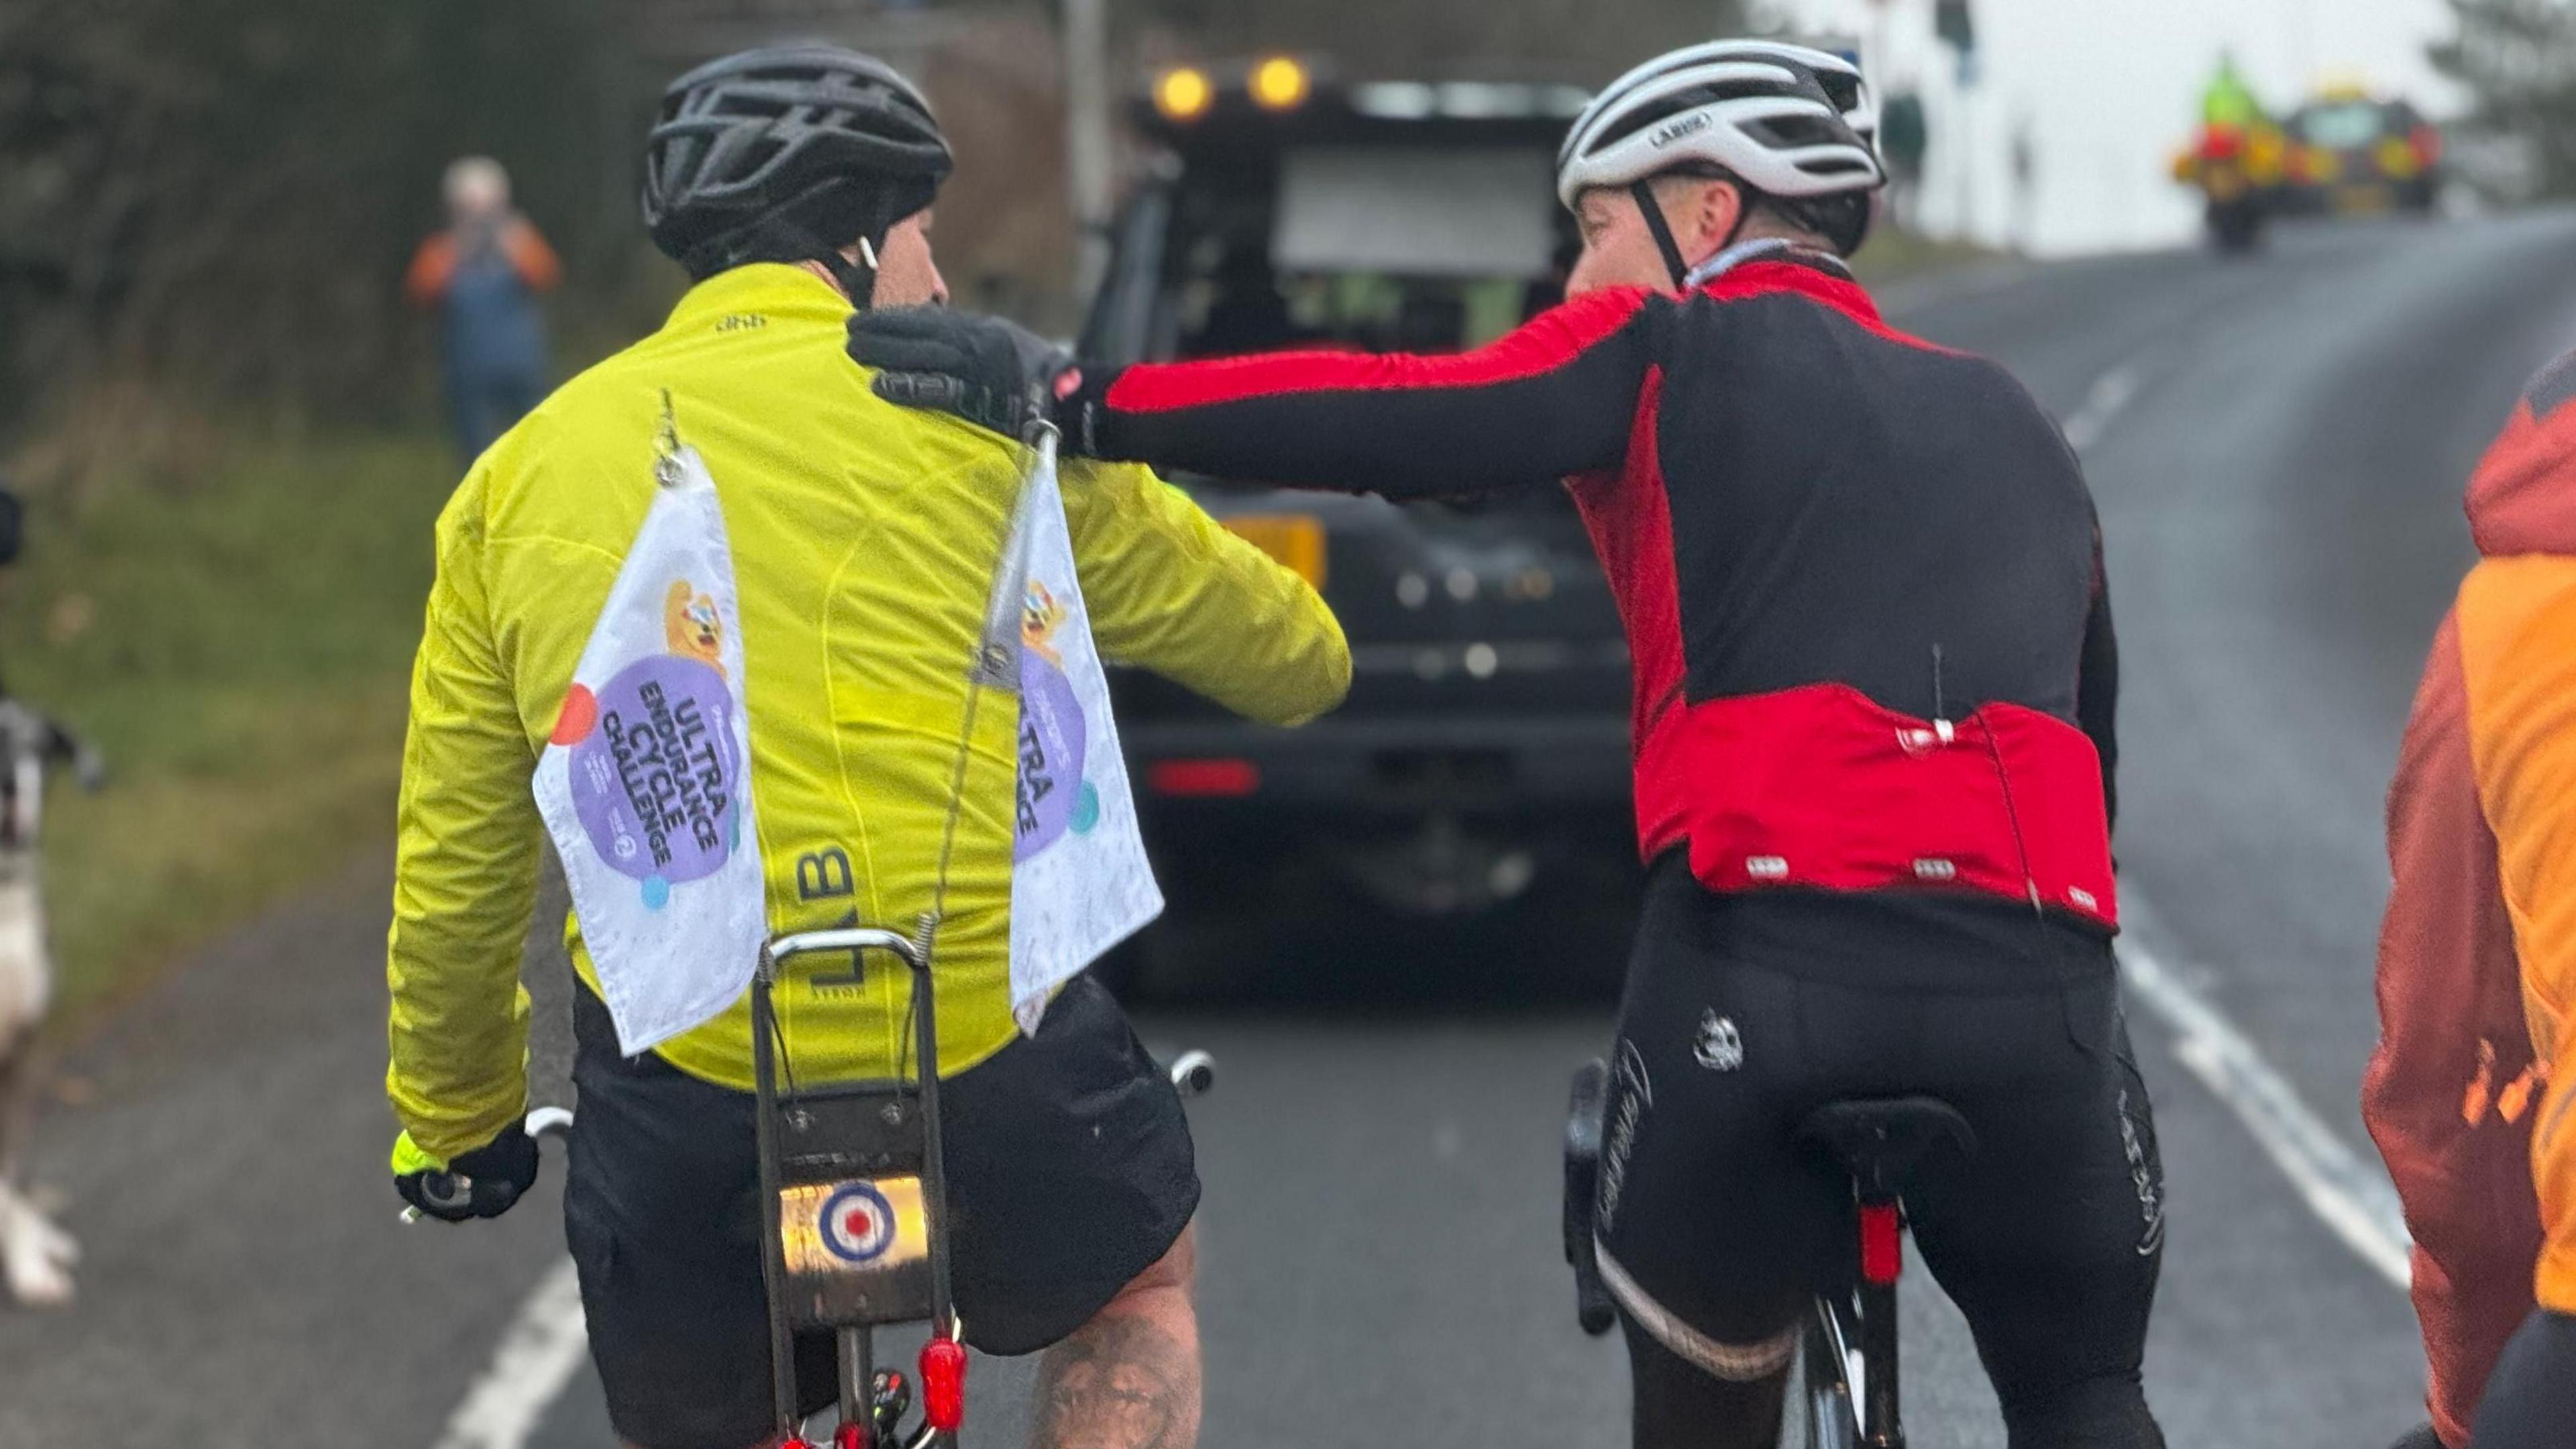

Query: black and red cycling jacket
<box><xmin>1067</xmin><ymin>252</ymin><xmax>2121</xmax><ymax>929</ymax></box>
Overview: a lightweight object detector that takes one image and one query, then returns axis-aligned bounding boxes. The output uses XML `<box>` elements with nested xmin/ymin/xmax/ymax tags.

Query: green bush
<box><xmin>0</xmin><ymin>431</ymin><xmax>453</xmax><ymax>1016</ymax></box>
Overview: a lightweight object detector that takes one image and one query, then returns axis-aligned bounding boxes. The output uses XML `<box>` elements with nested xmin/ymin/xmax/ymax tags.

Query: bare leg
<box><xmin>1032</xmin><ymin>1224</ymin><xmax>1201</xmax><ymax>1449</ymax></box>
<box><xmin>671</xmin><ymin>1226</ymin><xmax>1203</xmax><ymax>1449</ymax></box>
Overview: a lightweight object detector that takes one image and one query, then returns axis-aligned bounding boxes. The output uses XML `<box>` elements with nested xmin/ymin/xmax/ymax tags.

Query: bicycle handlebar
<box><xmin>400</xmin><ymin>1051</ymin><xmax>1212</xmax><ymax>1226</ymax></box>
<box><xmin>397</xmin><ymin>1106</ymin><xmax>576</xmax><ymax>1225</ymax></box>
<box><xmin>763</xmin><ymin>928</ymin><xmax>927</xmax><ymax>977</ymax></box>
<box><xmin>1165</xmin><ymin>1049</ymin><xmax>1217</xmax><ymax>1100</ymax></box>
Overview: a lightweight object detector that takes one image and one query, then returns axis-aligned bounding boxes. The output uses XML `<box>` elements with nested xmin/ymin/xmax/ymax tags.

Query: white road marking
<box><xmin>431</xmin><ymin>1256</ymin><xmax>590</xmax><ymax>1449</ymax></box>
<box><xmin>2059</xmin><ymin>360</ymin><xmax>2414</xmax><ymax>1293</ymax></box>
<box><xmin>2062</xmin><ymin>366</ymin><xmax>2145</xmax><ymax>454</ymax></box>
<box><xmin>2117</xmin><ymin>934</ymin><xmax>2414</xmax><ymax>1289</ymax></box>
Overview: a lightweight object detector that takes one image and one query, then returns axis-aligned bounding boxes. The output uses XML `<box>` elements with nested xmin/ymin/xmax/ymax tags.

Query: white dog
<box><xmin>0</xmin><ymin>698</ymin><xmax>100</xmax><ymax>1307</ymax></box>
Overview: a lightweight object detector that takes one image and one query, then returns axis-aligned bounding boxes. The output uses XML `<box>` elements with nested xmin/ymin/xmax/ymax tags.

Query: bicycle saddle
<box><xmin>1795</xmin><ymin>1097</ymin><xmax>1978</xmax><ymax>1194</ymax></box>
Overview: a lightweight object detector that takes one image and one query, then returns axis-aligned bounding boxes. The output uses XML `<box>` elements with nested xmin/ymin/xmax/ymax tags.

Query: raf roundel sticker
<box><xmin>818</xmin><ymin>1183</ymin><xmax>897</xmax><ymax>1264</ymax></box>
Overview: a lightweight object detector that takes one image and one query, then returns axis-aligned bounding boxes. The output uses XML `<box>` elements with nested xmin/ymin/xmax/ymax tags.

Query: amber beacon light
<box><xmin>1155</xmin><ymin>66</ymin><xmax>1216</xmax><ymax>121</ymax></box>
<box><xmin>1250</xmin><ymin>56</ymin><xmax>1312</xmax><ymax>111</ymax></box>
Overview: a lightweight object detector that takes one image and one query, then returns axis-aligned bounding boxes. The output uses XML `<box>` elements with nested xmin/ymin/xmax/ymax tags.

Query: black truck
<box><xmin>1085</xmin><ymin>60</ymin><xmax>1637</xmax><ymax>994</ymax></box>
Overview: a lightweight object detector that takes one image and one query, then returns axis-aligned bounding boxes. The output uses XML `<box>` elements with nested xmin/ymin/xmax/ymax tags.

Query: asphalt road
<box><xmin>10</xmin><ymin>209</ymin><xmax>2576</xmax><ymax>1449</ymax></box>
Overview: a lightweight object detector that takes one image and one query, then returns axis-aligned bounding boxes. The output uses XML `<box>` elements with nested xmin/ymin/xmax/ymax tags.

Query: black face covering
<box><xmin>680</xmin><ymin>174</ymin><xmax>916</xmax><ymax>308</ymax></box>
<box><xmin>821</xmin><ymin>236</ymin><xmax>881</xmax><ymax>311</ymax></box>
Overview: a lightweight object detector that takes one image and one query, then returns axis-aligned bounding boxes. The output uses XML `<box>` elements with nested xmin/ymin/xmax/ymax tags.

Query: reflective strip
<box><xmin>1595</xmin><ymin>1242</ymin><xmax>1799</xmax><ymax>1382</ymax></box>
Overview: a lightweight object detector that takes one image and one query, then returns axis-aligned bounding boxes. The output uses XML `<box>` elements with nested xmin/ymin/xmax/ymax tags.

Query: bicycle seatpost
<box><xmin>1858</xmin><ymin>1194</ymin><xmax>1904</xmax><ymax>1448</ymax></box>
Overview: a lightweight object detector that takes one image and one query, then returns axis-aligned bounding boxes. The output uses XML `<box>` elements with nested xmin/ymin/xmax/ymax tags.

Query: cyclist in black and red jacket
<box><xmin>855</xmin><ymin>40</ymin><xmax>2165</xmax><ymax>1449</ymax></box>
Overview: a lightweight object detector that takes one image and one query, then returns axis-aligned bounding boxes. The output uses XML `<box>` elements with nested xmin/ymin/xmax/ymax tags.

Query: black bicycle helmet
<box><xmin>643</xmin><ymin>44</ymin><xmax>955</xmax><ymax>300</ymax></box>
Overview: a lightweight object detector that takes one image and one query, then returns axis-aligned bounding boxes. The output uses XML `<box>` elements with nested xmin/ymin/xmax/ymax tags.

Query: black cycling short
<box><xmin>563</xmin><ymin>977</ymin><xmax>1199</xmax><ymax>1449</ymax></box>
<box><xmin>1595</xmin><ymin>857</ymin><xmax>2167</xmax><ymax>1449</ymax></box>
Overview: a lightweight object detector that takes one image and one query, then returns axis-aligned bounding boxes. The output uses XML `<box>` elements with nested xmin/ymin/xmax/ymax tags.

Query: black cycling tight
<box><xmin>2472</xmin><ymin>1309</ymin><xmax>2576</xmax><ymax>1449</ymax></box>
<box><xmin>1599</xmin><ymin>864</ymin><xmax>2168</xmax><ymax>1448</ymax></box>
<box><xmin>1625</xmin><ymin>1320</ymin><xmax>1785</xmax><ymax>1449</ymax></box>
<box><xmin>1624</xmin><ymin>1326</ymin><xmax>2161</xmax><ymax>1449</ymax></box>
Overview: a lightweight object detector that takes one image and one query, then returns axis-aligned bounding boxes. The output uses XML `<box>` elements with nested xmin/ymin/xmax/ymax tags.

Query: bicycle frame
<box><xmin>1800</xmin><ymin>1292</ymin><xmax>1861</xmax><ymax>1449</ymax></box>
<box><xmin>752</xmin><ymin>924</ymin><xmax>965</xmax><ymax>1449</ymax></box>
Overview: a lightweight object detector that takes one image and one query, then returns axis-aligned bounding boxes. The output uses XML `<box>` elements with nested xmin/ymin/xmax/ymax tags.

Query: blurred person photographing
<box><xmin>2366</xmin><ymin>350</ymin><xmax>2576</xmax><ymax>1449</ymax></box>
<box><xmin>856</xmin><ymin>39</ymin><xmax>2163</xmax><ymax>1449</ymax></box>
<box><xmin>405</xmin><ymin>156</ymin><xmax>563</xmax><ymax>460</ymax></box>
<box><xmin>382</xmin><ymin>44</ymin><xmax>1346</xmax><ymax>1449</ymax></box>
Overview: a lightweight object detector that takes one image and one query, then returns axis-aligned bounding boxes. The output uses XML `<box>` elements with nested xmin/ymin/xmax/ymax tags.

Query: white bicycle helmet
<box><xmin>1558</xmin><ymin>41</ymin><xmax>1886</xmax><ymax>272</ymax></box>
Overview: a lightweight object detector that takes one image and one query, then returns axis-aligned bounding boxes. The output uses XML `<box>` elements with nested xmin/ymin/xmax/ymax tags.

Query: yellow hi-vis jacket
<box><xmin>387</xmin><ymin>264</ymin><xmax>1350</xmax><ymax>1161</ymax></box>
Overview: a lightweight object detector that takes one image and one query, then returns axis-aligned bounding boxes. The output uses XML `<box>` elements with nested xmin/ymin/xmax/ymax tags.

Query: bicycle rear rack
<box><xmin>752</xmin><ymin>923</ymin><xmax>965</xmax><ymax>1449</ymax></box>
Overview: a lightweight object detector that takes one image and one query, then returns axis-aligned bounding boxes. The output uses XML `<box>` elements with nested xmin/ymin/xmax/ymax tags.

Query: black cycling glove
<box><xmin>849</xmin><ymin>307</ymin><xmax>1083</xmax><ymax>445</ymax></box>
<box><xmin>392</xmin><ymin>1121</ymin><xmax>540</xmax><ymax>1224</ymax></box>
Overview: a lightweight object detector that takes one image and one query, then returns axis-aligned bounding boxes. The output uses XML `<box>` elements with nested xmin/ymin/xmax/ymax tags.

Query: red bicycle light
<box><xmin>834</xmin><ymin>1423</ymin><xmax>866</xmax><ymax>1449</ymax></box>
<box><xmin>921</xmin><ymin>1336</ymin><xmax>967</xmax><ymax>1432</ymax></box>
<box><xmin>1147</xmin><ymin>758</ymin><xmax>1261</xmax><ymax>798</ymax></box>
<box><xmin>1859</xmin><ymin>1201</ymin><xmax>1903</xmax><ymax>1286</ymax></box>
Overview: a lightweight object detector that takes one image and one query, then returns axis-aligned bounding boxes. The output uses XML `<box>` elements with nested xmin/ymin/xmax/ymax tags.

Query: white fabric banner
<box><xmin>532</xmin><ymin>445</ymin><xmax>767</xmax><ymax>1055</ymax></box>
<box><xmin>996</xmin><ymin>436</ymin><xmax>1164</xmax><ymax>1031</ymax></box>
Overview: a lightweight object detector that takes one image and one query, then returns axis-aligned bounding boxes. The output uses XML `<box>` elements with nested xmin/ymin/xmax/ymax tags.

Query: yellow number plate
<box><xmin>1224</xmin><ymin>514</ymin><xmax>1328</xmax><ymax>590</ymax></box>
<box><xmin>780</xmin><ymin>1175</ymin><xmax>930</xmax><ymax>1279</ymax></box>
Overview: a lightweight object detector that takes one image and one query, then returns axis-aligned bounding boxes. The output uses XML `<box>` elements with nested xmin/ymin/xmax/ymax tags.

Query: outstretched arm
<box><xmin>1069</xmin><ymin>286</ymin><xmax>1662</xmax><ymax>497</ymax></box>
<box><xmin>1065</xmin><ymin>460</ymin><xmax>1350</xmax><ymax>727</ymax></box>
<box><xmin>853</xmin><ymin>288</ymin><xmax>1666</xmax><ymax>500</ymax></box>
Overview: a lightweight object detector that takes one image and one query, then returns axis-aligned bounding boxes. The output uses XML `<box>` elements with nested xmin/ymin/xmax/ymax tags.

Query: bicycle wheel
<box><xmin>1791</xmin><ymin>1297</ymin><xmax>1862</xmax><ymax>1449</ymax></box>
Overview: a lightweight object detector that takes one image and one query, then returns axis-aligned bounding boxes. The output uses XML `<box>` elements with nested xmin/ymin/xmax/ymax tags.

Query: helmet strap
<box><xmin>1631</xmin><ymin>180</ymin><xmax>1693</xmax><ymax>292</ymax></box>
<box><xmin>1633</xmin><ymin>176</ymin><xmax>1760</xmax><ymax>292</ymax></box>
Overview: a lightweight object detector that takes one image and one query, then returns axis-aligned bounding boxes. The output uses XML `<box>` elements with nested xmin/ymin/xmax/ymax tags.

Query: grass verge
<box><xmin>1851</xmin><ymin>226</ymin><xmax>2015</xmax><ymax>289</ymax></box>
<box><xmin>2</xmin><ymin>431</ymin><xmax>452</xmax><ymax>1024</ymax></box>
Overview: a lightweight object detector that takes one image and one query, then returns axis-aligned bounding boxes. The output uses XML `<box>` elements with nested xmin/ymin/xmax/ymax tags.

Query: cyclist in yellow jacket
<box><xmin>382</xmin><ymin>46</ymin><xmax>1348</xmax><ymax>1449</ymax></box>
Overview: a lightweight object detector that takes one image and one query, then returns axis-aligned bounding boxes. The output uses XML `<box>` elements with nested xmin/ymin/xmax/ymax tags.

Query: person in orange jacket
<box><xmin>2366</xmin><ymin>349</ymin><xmax>2576</xmax><ymax>1449</ymax></box>
<box><xmin>405</xmin><ymin>157</ymin><xmax>561</xmax><ymax>460</ymax></box>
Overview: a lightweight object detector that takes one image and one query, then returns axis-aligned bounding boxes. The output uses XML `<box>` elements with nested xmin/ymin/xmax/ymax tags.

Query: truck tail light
<box><xmin>1148</xmin><ymin>759</ymin><xmax>1262</xmax><ymax>798</ymax></box>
